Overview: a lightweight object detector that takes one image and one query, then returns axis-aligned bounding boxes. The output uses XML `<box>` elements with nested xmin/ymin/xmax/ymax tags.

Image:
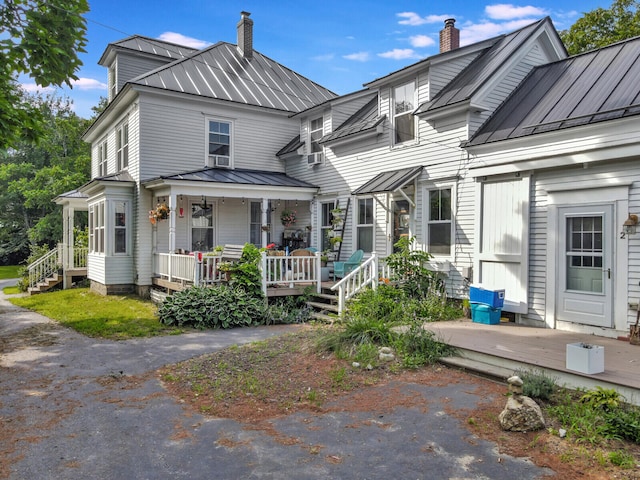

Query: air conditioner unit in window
<box><xmin>307</xmin><ymin>152</ymin><xmax>323</xmax><ymax>166</ymax></box>
<box><xmin>209</xmin><ymin>155</ymin><xmax>230</xmax><ymax>168</ymax></box>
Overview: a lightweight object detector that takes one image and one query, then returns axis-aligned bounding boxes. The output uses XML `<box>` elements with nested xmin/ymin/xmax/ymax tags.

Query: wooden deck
<box><xmin>424</xmin><ymin>319</ymin><xmax>640</xmax><ymax>404</ymax></box>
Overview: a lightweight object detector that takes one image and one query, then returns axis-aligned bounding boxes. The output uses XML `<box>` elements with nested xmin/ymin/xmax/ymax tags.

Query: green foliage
<box><xmin>0</xmin><ymin>0</ymin><xmax>89</xmax><ymax>148</ymax></box>
<box><xmin>385</xmin><ymin>236</ymin><xmax>436</xmax><ymax>297</ymax></box>
<box><xmin>392</xmin><ymin>323</ymin><xmax>456</xmax><ymax>368</ymax></box>
<box><xmin>158</xmin><ymin>285</ymin><xmax>264</xmax><ymax>329</ymax></box>
<box><xmin>560</xmin><ymin>0</ymin><xmax>640</xmax><ymax>54</ymax></box>
<box><xmin>603</xmin><ymin>407</ymin><xmax>640</xmax><ymax>443</ymax></box>
<box><xmin>514</xmin><ymin>368</ymin><xmax>558</xmax><ymax>401</ymax></box>
<box><xmin>227</xmin><ymin>243</ymin><xmax>263</xmax><ymax>297</ymax></box>
<box><xmin>607</xmin><ymin>450</ymin><xmax>636</xmax><ymax>469</ymax></box>
<box><xmin>263</xmin><ymin>295</ymin><xmax>311</xmax><ymax>325</ymax></box>
<box><xmin>16</xmin><ymin>243</ymin><xmax>51</xmax><ymax>291</ymax></box>
<box><xmin>347</xmin><ymin>284</ymin><xmax>406</xmax><ymax>323</ymax></box>
<box><xmin>580</xmin><ymin>386</ymin><xmax>624</xmax><ymax>411</ymax></box>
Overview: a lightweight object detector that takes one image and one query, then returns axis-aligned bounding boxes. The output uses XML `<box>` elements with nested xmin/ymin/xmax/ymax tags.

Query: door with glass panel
<box><xmin>557</xmin><ymin>205</ymin><xmax>613</xmax><ymax>327</ymax></box>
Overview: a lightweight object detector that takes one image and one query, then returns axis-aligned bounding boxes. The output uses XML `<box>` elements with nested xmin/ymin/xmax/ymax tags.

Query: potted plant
<box><xmin>329</xmin><ymin>236</ymin><xmax>342</xmax><ymax>250</ymax></box>
<box><xmin>217</xmin><ymin>261</ymin><xmax>235</xmax><ymax>281</ymax></box>
<box><xmin>331</xmin><ymin>207</ymin><xmax>344</xmax><ymax>219</ymax></box>
<box><xmin>320</xmin><ymin>252</ymin><xmax>328</xmax><ymax>267</ymax></box>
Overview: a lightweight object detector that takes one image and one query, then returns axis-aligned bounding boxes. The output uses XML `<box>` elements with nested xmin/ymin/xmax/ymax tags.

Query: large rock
<box><xmin>499</xmin><ymin>395</ymin><xmax>545</xmax><ymax>432</ymax></box>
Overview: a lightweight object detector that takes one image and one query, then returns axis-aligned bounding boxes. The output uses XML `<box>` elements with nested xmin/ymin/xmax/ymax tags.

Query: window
<box><xmin>208</xmin><ymin>120</ymin><xmax>231</xmax><ymax>167</ymax></box>
<box><xmin>191</xmin><ymin>203</ymin><xmax>214</xmax><ymax>251</ymax></box>
<box><xmin>427</xmin><ymin>188</ymin><xmax>452</xmax><ymax>255</ymax></box>
<box><xmin>89</xmin><ymin>201</ymin><xmax>105</xmax><ymax>254</ymax></box>
<box><xmin>357</xmin><ymin>198</ymin><xmax>374</xmax><ymax>252</ymax></box>
<box><xmin>250</xmin><ymin>201</ymin><xmax>271</xmax><ymax>246</ymax></box>
<box><xmin>98</xmin><ymin>140</ymin><xmax>108</xmax><ymax>177</ymax></box>
<box><xmin>310</xmin><ymin>117</ymin><xmax>323</xmax><ymax>154</ymax></box>
<box><xmin>394</xmin><ymin>81</ymin><xmax>415</xmax><ymax>144</ymax></box>
<box><xmin>116</xmin><ymin>124</ymin><xmax>128</xmax><ymax>171</ymax></box>
<box><xmin>114</xmin><ymin>201</ymin><xmax>127</xmax><ymax>254</ymax></box>
<box><xmin>320</xmin><ymin>201</ymin><xmax>335</xmax><ymax>251</ymax></box>
<box><xmin>109</xmin><ymin>66</ymin><xmax>116</xmax><ymax>100</ymax></box>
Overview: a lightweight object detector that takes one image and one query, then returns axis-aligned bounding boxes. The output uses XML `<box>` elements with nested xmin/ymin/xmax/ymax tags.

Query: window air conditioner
<box><xmin>307</xmin><ymin>152</ymin><xmax>323</xmax><ymax>166</ymax></box>
<box><xmin>209</xmin><ymin>155</ymin><xmax>230</xmax><ymax>168</ymax></box>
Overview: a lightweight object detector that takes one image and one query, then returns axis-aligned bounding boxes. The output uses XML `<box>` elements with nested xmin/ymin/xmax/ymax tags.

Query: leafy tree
<box><xmin>0</xmin><ymin>0</ymin><xmax>89</xmax><ymax>148</ymax></box>
<box><xmin>0</xmin><ymin>94</ymin><xmax>90</xmax><ymax>264</ymax></box>
<box><xmin>560</xmin><ymin>0</ymin><xmax>640</xmax><ymax>54</ymax></box>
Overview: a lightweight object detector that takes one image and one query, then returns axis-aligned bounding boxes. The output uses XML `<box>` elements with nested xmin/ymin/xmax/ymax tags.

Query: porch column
<box><xmin>261</xmin><ymin>197</ymin><xmax>269</xmax><ymax>247</ymax></box>
<box><xmin>62</xmin><ymin>205</ymin><xmax>75</xmax><ymax>288</ymax></box>
<box><xmin>169</xmin><ymin>193</ymin><xmax>177</xmax><ymax>253</ymax></box>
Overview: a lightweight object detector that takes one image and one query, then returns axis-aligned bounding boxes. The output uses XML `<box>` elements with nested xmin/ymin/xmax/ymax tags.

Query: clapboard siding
<box><xmin>429</xmin><ymin>52</ymin><xmax>481</xmax><ymax>98</ymax></box>
<box><xmin>114</xmin><ymin>55</ymin><xmax>171</xmax><ymax>93</ymax></box>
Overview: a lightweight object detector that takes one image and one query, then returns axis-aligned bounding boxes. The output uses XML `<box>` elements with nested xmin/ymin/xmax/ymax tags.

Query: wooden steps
<box><xmin>306</xmin><ymin>289</ymin><xmax>340</xmax><ymax>322</ymax></box>
<box><xmin>28</xmin><ymin>273</ymin><xmax>62</xmax><ymax>295</ymax></box>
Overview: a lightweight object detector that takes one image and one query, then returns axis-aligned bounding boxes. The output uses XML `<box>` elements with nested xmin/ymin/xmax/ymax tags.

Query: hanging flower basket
<box><xmin>280</xmin><ymin>209</ymin><xmax>296</xmax><ymax>227</ymax></box>
<box><xmin>149</xmin><ymin>203</ymin><xmax>170</xmax><ymax>224</ymax></box>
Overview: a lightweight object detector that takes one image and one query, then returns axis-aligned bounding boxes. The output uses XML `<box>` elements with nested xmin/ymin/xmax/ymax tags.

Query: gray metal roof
<box><xmin>467</xmin><ymin>35</ymin><xmax>640</xmax><ymax>146</ymax></box>
<box><xmin>148</xmin><ymin>167</ymin><xmax>317</xmax><ymax>189</ymax></box>
<box><xmin>99</xmin><ymin>35</ymin><xmax>199</xmax><ymax>65</ymax></box>
<box><xmin>415</xmin><ymin>18</ymin><xmax>551</xmax><ymax>115</ymax></box>
<box><xmin>131</xmin><ymin>42</ymin><xmax>337</xmax><ymax>113</ymax></box>
<box><xmin>276</xmin><ymin>136</ymin><xmax>304</xmax><ymax>157</ymax></box>
<box><xmin>352</xmin><ymin>166</ymin><xmax>423</xmax><ymax>195</ymax></box>
<box><xmin>320</xmin><ymin>95</ymin><xmax>385</xmax><ymax>144</ymax></box>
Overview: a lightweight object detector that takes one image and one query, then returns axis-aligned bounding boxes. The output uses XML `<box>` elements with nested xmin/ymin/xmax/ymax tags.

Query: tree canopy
<box><xmin>0</xmin><ymin>0</ymin><xmax>89</xmax><ymax>149</ymax></box>
<box><xmin>560</xmin><ymin>0</ymin><xmax>640</xmax><ymax>55</ymax></box>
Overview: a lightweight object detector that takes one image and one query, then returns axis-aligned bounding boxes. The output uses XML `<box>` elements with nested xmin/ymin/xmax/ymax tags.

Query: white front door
<box><xmin>557</xmin><ymin>205</ymin><xmax>613</xmax><ymax>327</ymax></box>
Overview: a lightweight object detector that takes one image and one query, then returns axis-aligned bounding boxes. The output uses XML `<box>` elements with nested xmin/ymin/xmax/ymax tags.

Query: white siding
<box><xmin>115</xmin><ymin>55</ymin><xmax>170</xmax><ymax>93</ymax></box>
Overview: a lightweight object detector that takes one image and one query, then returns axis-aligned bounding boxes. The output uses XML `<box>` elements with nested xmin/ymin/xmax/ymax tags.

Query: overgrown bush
<box><xmin>158</xmin><ymin>285</ymin><xmax>264</xmax><ymax>329</ymax></box>
<box><xmin>263</xmin><ymin>294</ymin><xmax>311</xmax><ymax>325</ymax></box>
<box><xmin>228</xmin><ymin>243</ymin><xmax>263</xmax><ymax>297</ymax></box>
<box><xmin>385</xmin><ymin>235</ymin><xmax>437</xmax><ymax>298</ymax></box>
<box><xmin>514</xmin><ymin>368</ymin><xmax>558</xmax><ymax>401</ymax></box>
<box><xmin>392</xmin><ymin>323</ymin><xmax>456</xmax><ymax>368</ymax></box>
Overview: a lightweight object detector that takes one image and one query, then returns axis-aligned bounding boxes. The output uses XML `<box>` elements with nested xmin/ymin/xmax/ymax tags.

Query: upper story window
<box><xmin>427</xmin><ymin>188</ymin><xmax>452</xmax><ymax>255</ymax></box>
<box><xmin>393</xmin><ymin>81</ymin><xmax>415</xmax><ymax>144</ymax></box>
<box><xmin>116</xmin><ymin>123</ymin><xmax>129</xmax><ymax>171</ymax></box>
<box><xmin>109</xmin><ymin>66</ymin><xmax>116</xmax><ymax>101</ymax></box>
<box><xmin>207</xmin><ymin>120</ymin><xmax>231</xmax><ymax>168</ymax></box>
<box><xmin>98</xmin><ymin>140</ymin><xmax>108</xmax><ymax>177</ymax></box>
<box><xmin>309</xmin><ymin>117</ymin><xmax>323</xmax><ymax>154</ymax></box>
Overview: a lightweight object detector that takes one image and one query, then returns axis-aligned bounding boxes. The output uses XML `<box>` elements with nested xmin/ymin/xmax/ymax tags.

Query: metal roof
<box><xmin>415</xmin><ymin>18</ymin><xmax>550</xmax><ymax>115</ymax></box>
<box><xmin>319</xmin><ymin>95</ymin><xmax>385</xmax><ymax>144</ymax></box>
<box><xmin>99</xmin><ymin>35</ymin><xmax>199</xmax><ymax>65</ymax></box>
<box><xmin>352</xmin><ymin>166</ymin><xmax>423</xmax><ymax>195</ymax></box>
<box><xmin>131</xmin><ymin>42</ymin><xmax>337</xmax><ymax>113</ymax></box>
<box><xmin>276</xmin><ymin>136</ymin><xmax>303</xmax><ymax>157</ymax></box>
<box><xmin>467</xmin><ymin>35</ymin><xmax>640</xmax><ymax>146</ymax></box>
<box><xmin>148</xmin><ymin>167</ymin><xmax>317</xmax><ymax>189</ymax></box>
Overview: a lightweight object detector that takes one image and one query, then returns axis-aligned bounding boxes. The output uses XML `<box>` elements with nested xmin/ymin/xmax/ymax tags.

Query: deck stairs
<box><xmin>306</xmin><ymin>287</ymin><xmax>340</xmax><ymax>322</ymax></box>
<box><xmin>28</xmin><ymin>271</ymin><xmax>63</xmax><ymax>295</ymax></box>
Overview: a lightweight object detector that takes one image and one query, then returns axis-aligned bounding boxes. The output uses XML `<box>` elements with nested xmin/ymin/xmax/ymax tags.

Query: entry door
<box><xmin>557</xmin><ymin>205</ymin><xmax>613</xmax><ymax>327</ymax></box>
<box><xmin>391</xmin><ymin>199</ymin><xmax>410</xmax><ymax>252</ymax></box>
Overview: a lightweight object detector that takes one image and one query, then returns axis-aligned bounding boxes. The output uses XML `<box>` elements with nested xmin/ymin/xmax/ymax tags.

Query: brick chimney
<box><xmin>237</xmin><ymin>11</ymin><xmax>254</xmax><ymax>60</ymax></box>
<box><xmin>439</xmin><ymin>18</ymin><xmax>460</xmax><ymax>53</ymax></box>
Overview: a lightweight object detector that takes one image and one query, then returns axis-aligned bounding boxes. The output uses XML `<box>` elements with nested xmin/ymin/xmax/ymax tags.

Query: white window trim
<box><xmin>356</xmin><ymin>196</ymin><xmax>375</xmax><ymax>252</ymax></box>
<box><xmin>392</xmin><ymin>80</ymin><xmax>417</xmax><ymax>147</ymax></box>
<box><xmin>319</xmin><ymin>200</ymin><xmax>335</xmax><ymax>252</ymax></box>
<box><xmin>205</xmin><ymin>117</ymin><xmax>233</xmax><ymax>169</ymax></box>
<box><xmin>116</xmin><ymin>123</ymin><xmax>129</xmax><ymax>172</ymax></box>
<box><xmin>97</xmin><ymin>139</ymin><xmax>108</xmax><ymax>177</ymax></box>
<box><xmin>423</xmin><ymin>184</ymin><xmax>455</xmax><ymax>258</ymax></box>
<box><xmin>112</xmin><ymin>200</ymin><xmax>130</xmax><ymax>256</ymax></box>
<box><xmin>89</xmin><ymin>200</ymin><xmax>105</xmax><ymax>255</ymax></box>
<box><xmin>189</xmin><ymin>199</ymin><xmax>217</xmax><ymax>252</ymax></box>
<box><xmin>309</xmin><ymin>116</ymin><xmax>324</xmax><ymax>154</ymax></box>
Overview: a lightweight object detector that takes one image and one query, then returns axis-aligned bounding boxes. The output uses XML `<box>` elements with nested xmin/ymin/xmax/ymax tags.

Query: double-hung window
<box><xmin>393</xmin><ymin>81</ymin><xmax>415</xmax><ymax>144</ymax></box>
<box><xmin>320</xmin><ymin>201</ymin><xmax>335</xmax><ymax>251</ymax></box>
<box><xmin>98</xmin><ymin>140</ymin><xmax>108</xmax><ymax>177</ymax></box>
<box><xmin>250</xmin><ymin>201</ymin><xmax>271</xmax><ymax>246</ymax></box>
<box><xmin>357</xmin><ymin>198</ymin><xmax>374</xmax><ymax>252</ymax></box>
<box><xmin>114</xmin><ymin>201</ymin><xmax>128</xmax><ymax>254</ymax></box>
<box><xmin>89</xmin><ymin>201</ymin><xmax>105</xmax><ymax>254</ymax></box>
<box><xmin>427</xmin><ymin>188</ymin><xmax>452</xmax><ymax>255</ymax></box>
<box><xmin>208</xmin><ymin>120</ymin><xmax>231</xmax><ymax>167</ymax></box>
<box><xmin>116</xmin><ymin>124</ymin><xmax>128</xmax><ymax>171</ymax></box>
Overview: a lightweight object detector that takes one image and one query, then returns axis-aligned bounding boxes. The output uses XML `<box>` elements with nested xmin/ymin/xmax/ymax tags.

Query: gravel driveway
<box><xmin>0</xmin><ymin>280</ymin><xmax>554</xmax><ymax>479</ymax></box>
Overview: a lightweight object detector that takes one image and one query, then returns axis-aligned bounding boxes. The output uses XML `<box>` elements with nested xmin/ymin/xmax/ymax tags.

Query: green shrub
<box><xmin>514</xmin><ymin>368</ymin><xmax>558</xmax><ymax>401</ymax></box>
<box><xmin>346</xmin><ymin>284</ymin><xmax>406</xmax><ymax>323</ymax></box>
<box><xmin>228</xmin><ymin>243</ymin><xmax>263</xmax><ymax>297</ymax></box>
<box><xmin>384</xmin><ymin>236</ymin><xmax>435</xmax><ymax>298</ymax></box>
<box><xmin>393</xmin><ymin>323</ymin><xmax>456</xmax><ymax>368</ymax></box>
<box><xmin>580</xmin><ymin>386</ymin><xmax>623</xmax><ymax>411</ymax></box>
<box><xmin>158</xmin><ymin>285</ymin><xmax>264</xmax><ymax>329</ymax></box>
<box><xmin>603</xmin><ymin>406</ymin><xmax>640</xmax><ymax>443</ymax></box>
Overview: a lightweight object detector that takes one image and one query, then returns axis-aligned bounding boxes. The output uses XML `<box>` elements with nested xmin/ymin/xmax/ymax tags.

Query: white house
<box><xmin>465</xmin><ymin>35</ymin><xmax>640</xmax><ymax>338</ymax></box>
<box><xmin>50</xmin><ymin>12</ymin><xmax>640</xmax><ymax>338</ymax></box>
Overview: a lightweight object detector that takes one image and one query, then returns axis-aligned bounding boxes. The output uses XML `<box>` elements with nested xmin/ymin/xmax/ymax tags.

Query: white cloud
<box><xmin>313</xmin><ymin>53</ymin><xmax>335</xmax><ymax>61</ymax></box>
<box><xmin>485</xmin><ymin>4</ymin><xmax>547</xmax><ymax>20</ymax></box>
<box><xmin>378</xmin><ymin>48</ymin><xmax>420</xmax><ymax>60</ymax></box>
<box><xmin>410</xmin><ymin>34</ymin><xmax>435</xmax><ymax>48</ymax></box>
<box><xmin>20</xmin><ymin>83</ymin><xmax>55</xmax><ymax>94</ymax></box>
<box><xmin>343</xmin><ymin>51</ymin><xmax>370</xmax><ymax>62</ymax></box>
<box><xmin>346</xmin><ymin>35</ymin><xmax>355</xmax><ymax>40</ymax></box>
<box><xmin>397</xmin><ymin>12</ymin><xmax>451</xmax><ymax>26</ymax></box>
<box><xmin>70</xmin><ymin>78</ymin><xmax>108</xmax><ymax>90</ymax></box>
<box><xmin>157</xmin><ymin>32</ymin><xmax>210</xmax><ymax>49</ymax></box>
<box><xmin>460</xmin><ymin>19</ymin><xmax>536</xmax><ymax>45</ymax></box>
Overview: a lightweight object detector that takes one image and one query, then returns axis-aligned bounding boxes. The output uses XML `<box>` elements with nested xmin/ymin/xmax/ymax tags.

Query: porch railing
<box><xmin>154</xmin><ymin>253</ymin><xmax>225</xmax><ymax>284</ymax></box>
<box><xmin>260</xmin><ymin>252</ymin><xmax>322</xmax><ymax>296</ymax></box>
<box><xmin>331</xmin><ymin>252</ymin><xmax>379</xmax><ymax>315</ymax></box>
<box><xmin>28</xmin><ymin>244</ymin><xmax>88</xmax><ymax>288</ymax></box>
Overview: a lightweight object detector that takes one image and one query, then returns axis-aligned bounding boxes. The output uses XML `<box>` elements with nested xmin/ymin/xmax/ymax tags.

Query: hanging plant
<box><xmin>261</xmin><ymin>224</ymin><xmax>270</xmax><ymax>232</ymax></box>
<box><xmin>280</xmin><ymin>209</ymin><xmax>296</xmax><ymax>227</ymax></box>
<box><xmin>149</xmin><ymin>203</ymin><xmax>170</xmax><ymax>224</ymax></box>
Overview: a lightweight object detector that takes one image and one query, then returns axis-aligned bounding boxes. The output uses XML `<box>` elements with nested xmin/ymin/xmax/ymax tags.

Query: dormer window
<box><xmin>207</xmin><ymin>119</ymin><xmax>231</xmax><ymax>168</ymax></box>
<box><xmin>307</xmin><ymin>116</ymin><xmax>323</xmax><ymax>165</ymax></box>
<box><xmin>109</xmin><ymin>66</ymin><xmax>116</xmax><ymax>101</ymax></box>
<box><xmin>393</xmin><ymin>81</ymin><xmax>415</xmax><ymax>144</ymax></box>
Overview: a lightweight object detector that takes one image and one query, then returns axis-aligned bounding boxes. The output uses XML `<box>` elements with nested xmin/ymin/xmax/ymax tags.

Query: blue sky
<box><xmin>22</xmin><ymin>0</ymin><xmax>607</xmax><ymax>118</ymax></box>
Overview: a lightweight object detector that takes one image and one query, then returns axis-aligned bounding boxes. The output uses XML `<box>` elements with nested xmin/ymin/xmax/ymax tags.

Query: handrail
<box><xmin>260</xmin><ymin>251</ymin><xmax>322</xmax><ymax>296</ymax></box>
<box><xmin>330</xmin><ymin>252</ymin><xmax>378</xmax><ymax>315</ymax></box>
<box><xmin>28</xmin><ymin>247</ymin><xmax>60</xmax><ymax>288</ymax></box>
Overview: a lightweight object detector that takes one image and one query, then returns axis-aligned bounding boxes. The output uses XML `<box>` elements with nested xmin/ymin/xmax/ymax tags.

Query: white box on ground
<box><xmin>566</xmin><ymin>343</ymin><xmax>604</xmax><ymax>374</ymax></box>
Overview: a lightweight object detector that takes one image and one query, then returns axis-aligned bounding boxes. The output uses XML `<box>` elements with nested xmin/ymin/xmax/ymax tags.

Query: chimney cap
<box><xmin>240</xmin><ymin>11</ymin><xmax>251</xmax><ymax>17</ymax></box>
<box><xmin>444</xmin><ymin>18</ymin><xmax>456</xmax><ymax>27</ymax></box>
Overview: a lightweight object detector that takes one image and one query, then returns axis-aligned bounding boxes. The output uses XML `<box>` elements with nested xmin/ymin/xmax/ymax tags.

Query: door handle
<box><xmin>605</xmin><ymin>268</ymin><xmax>611</xmax><ymax>279</ymax></box>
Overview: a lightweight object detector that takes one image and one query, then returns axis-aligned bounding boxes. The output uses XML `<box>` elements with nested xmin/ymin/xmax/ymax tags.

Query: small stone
<box><xmin>352</xmin><ymin>362</ymin><xmax>360</xmax><ymax>368</ymax></box>
<box><xmin>378</xmin><ymin>347</ymin><xmax>395</xmax><ymax>362</ymax></box>
<box><xmin>559</xmin><ymin>428</ymin><xmax>567</xmax><ymax>438</ymax></box>
<box><xmin>499</xmin><ymin>395</ymin><xmax>545</xmax><ymax>432</ymax></box>
<box><xmin>366</xmin><ymin>364</ymin><xmax>373</xmax><ymax>370</ymax></box>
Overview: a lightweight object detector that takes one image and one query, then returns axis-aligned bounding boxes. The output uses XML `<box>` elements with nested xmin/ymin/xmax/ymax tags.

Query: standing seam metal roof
<box><xmin>101</xmin><ymin>35</ymin><xmax>199</xmax><ymax>63</ymax></box>
<box><xmin>467</xmin><ymin>35</ymin><xmax>640</xmax><ymax>146</ymax></box>
<box><xmin>352</xmin><ymin>166</ymin><xmax>423</xmax><ymax>195</ymax></box>
<box><xmin>131</xmin><ymin>42</ymin><xmax>336</xmax><ymax>113</ymax></box>
<box><xmin>147</xmin><ymin>167</ymin><xmax>317</xmax><ymax>189</ymax></box>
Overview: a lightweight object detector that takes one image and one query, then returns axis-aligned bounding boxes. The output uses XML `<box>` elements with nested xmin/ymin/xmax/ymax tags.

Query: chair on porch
<box><xmin>333</xmin><ymin>249</ymin><xmax>364</xmax><ymax>280</ymax></box>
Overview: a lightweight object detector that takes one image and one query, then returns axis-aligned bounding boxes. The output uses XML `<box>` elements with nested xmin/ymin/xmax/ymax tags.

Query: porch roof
<box><xmin>144</xmin><ymin>166</ymin><xmax>318</xmax><ymax>189</ymax></box>
<box><xmin>352</xmin><ymin>166</ymin><xmax>423</xmax><ymax>195</ymax></box>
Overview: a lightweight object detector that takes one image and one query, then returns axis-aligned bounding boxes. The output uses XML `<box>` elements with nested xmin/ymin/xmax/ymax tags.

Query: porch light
<box><xmin>622</xmin><ymin>213</ymin><xmax>638</xmax><ymax>237</ymax></box>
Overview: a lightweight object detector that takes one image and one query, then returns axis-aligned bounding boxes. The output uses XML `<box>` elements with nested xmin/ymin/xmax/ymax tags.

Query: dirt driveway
<box><xmin>0</xmin><ymin>281</ymin><xmax>554</xmax><ymax>480</ymax></box>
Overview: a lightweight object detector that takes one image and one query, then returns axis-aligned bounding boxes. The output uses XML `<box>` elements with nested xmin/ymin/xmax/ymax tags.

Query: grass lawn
<box><xmin>9</xmin><ymin>288</ymin><xmax>183</xmax><ymax>339</ymax></box>
<box><xmin>0</xmin><ymin>265</ymin><xmax>21</xmax><ymax>280</ymax></box>
<box><xmin>2</xmin><ymin>286</ymin><xmax>20</xmax><ymax>295</ymax></box>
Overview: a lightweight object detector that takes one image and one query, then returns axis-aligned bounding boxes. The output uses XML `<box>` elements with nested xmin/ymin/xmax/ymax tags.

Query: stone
<box><xmin>507</xmin><ymin>375</ymin><xmax>524</xmax><ymax>396</ymax></box>
<box><xmin>499</xmin><ymin>395</ymin><xmax>546</xmax><ymax>432</ymax></box>
<box><xmin>378</xmin><ymin>347</ymin><xmax>395</xmax><ymax>362</ymax></box>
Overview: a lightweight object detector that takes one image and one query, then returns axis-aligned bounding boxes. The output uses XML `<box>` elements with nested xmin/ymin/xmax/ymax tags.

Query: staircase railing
<box><xmin>330</xmin><ymin>252</ymin><xmax>378</xmax><ymax>315</ymax></box>
<box><xmin>28</xmin><ymin>247</ymin><xmax>61</xmax><ymax>288</ymax></box>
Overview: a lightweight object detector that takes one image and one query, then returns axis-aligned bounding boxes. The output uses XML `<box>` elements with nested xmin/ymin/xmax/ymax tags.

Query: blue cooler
<box><xmin>471</xmin><ymin>303</ymin><xmax>501</xmax><ymax>325</ymax></box>
<box><xmin>469</xmin><ymin>286</ymin><xmax>505</xmax><ymax>309</ymax></box>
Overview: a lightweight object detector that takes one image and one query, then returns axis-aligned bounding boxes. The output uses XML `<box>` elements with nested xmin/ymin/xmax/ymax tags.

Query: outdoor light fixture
<box><xmin>621</xmin><ymin>213</ymin><xmax>638</xmax><ymax>238</ymax></box>
<box><xmin>200</xmin><ymin>195</ymin><xmax>208</xmax><ymax>210</ymax></box>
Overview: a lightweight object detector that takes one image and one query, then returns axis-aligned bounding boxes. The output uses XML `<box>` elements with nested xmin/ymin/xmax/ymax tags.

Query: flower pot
<box><xmin>566</xmin><ymin>343</ymin><xmax>604</xmax><ymax>374</ymax></box>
